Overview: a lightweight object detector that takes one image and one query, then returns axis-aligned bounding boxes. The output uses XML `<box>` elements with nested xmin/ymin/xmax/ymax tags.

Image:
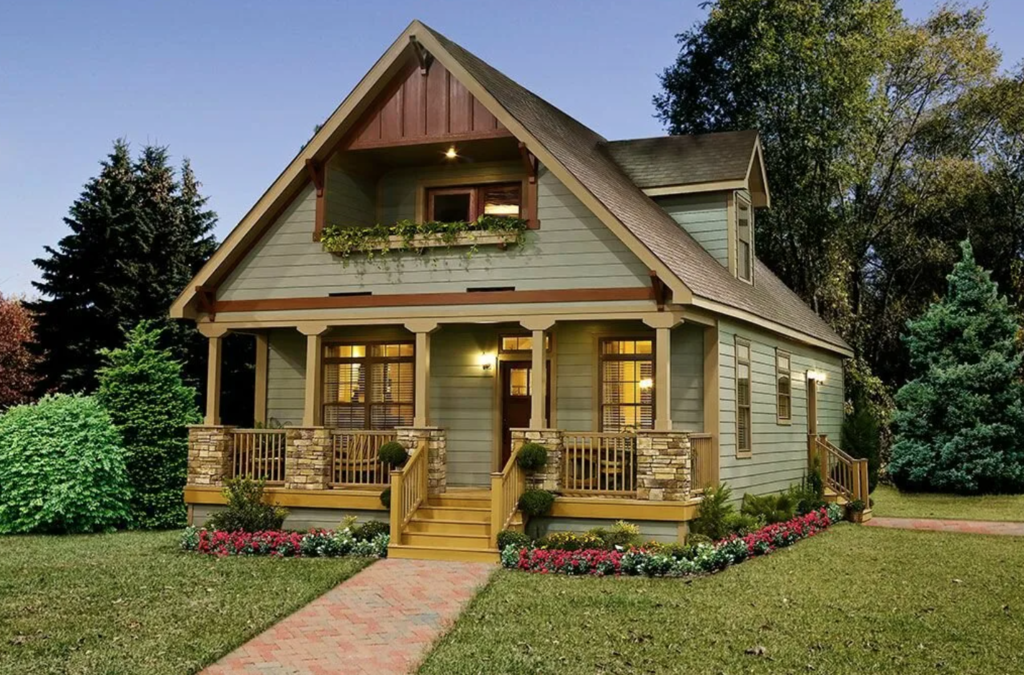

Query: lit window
<box><xmin>776</xmin><ymin>350</ymin><xmax>792</xmax><ymax>423</ymax></box>
<box><xmin>600</xmin><ymin>339</ymin><xmax>654</xmax><ymax>432</ymax></box>
<box><xmin>323</xmin><ymin>342</ymin><xmax>414</xmax><ymax>430</ymax></box>
<box><xmin>736</xmin><ymin>339</ymin><xmax>752</xmax><ymax>455</ymax></box>
<box><xmin>426</xmin><ymin>183</ymin><xmax>521</xmax><ymax>222</ymax></box>
<box><xmin>499</xmin><ymin>334</ymin><xmax>550</xmax><ymax>353</ymax></box>
<box><xmin>736</xmin><ymin>195</ymin><xmax>753</xmax><ymax>283</ymax></box>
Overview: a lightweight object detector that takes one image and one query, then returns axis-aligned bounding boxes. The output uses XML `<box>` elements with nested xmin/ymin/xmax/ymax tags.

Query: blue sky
<box><xmin>1</xmin><ymin>0</ymin><xmax>1021</xmax><ymax>297</ymax></box>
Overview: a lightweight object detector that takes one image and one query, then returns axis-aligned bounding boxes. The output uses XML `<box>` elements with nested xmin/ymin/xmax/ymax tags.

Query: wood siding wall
<box><xmin>657</xmin><ymin>193</ymin><xmax>729</xmax><ymax>268</ymax></box>
<box><xmin>717</xmin><ymin>319</ymin><xmax>844</xmax><ymax>496</ymax></box>
<box><xmin>324</xmin><ymin>160</ymin><xmax>375</xmax><ymax>228</ymax></box>
<box><xmin>266</xmin><ymin>328</ymin><xmax>306</xmax><ymax>427</ymax></box>
<box><xmin>217</xmin><ymin>164</ymin><xmax>650</xmax><ymax>301</ymax></box>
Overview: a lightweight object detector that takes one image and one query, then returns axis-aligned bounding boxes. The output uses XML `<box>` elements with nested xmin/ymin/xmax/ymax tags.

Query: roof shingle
<box><xmin>607</xmin><ymin>131</ymin><xmax>758</xmax><ymax>189</ymax></box>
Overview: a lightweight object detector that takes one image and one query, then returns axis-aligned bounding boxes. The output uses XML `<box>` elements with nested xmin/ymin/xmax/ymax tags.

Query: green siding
<box><xmin>534</xmin><ymin>517</ymin><xmax>680</xmax><ymax>543</ymax></box>
<box><xmin>218</xmin><ymin>163</ymin><xmax>649</xmax><ymax>301</ymax></box>
<box><xmin>657</xmin><ymin>193</ymin><xmax>729</xmax><ymax>267</ymax></box>
<box><xmin>324</xmin><ymin>162</ymin><xmax>375</xmax><ymax>228</ymax></box>
<box><xmin>267</xmin><ymin>328</ymin><xmax>306</xmax><ymax>427</ymax></box>
<box><xmin>717</xmin><ymin>320</ymin><xmax>844</xmax><ymax>497</ymax></box>
<box><xmin>671</xmin><ymin>324</ymin><xmax>704</xmax><ymax>431</ymax></box>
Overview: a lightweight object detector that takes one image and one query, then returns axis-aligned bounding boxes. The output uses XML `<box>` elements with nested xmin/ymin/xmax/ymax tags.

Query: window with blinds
<box><xmin>736</xmin><ymin>194</ymin><xmax>753</xmax><ymax>283</ymax></box>
<box><xmin>599</xmin><ymin>338</ymin><xmax>654</xmax><ymax>432</ymax></box>
<box><xmin>323</xmin><ymin>342</ymin><xmax>414</xmax><ymax>430</ymax></box>
<box><xmin>776</xmin><ymin>349</ymin><xmax>792</xmax><ymax>423</ymax></box>
<box><xmin>736</xmin><ymin>338</ymin><xmax>752</xmax><ymax>456</ymax></box>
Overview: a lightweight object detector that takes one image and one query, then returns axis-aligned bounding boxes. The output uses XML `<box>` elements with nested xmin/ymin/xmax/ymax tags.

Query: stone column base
<box><xmin>635</xmin><ymin>431</ymin><xmax>691</xmax><ymax>501</ymax></box>
<box><xmin>284</xmin><ymin>427</ymin><xmax>332</xmax><ymax>490</ymax></box>
<box><xmin>187</xmin><ymin>425</ymin><xmax>235</xmax><ymax>487</ymax></box>
<box><xmin>512</xmin><ymin>428</ymin><xmax>563</xmax><ymax>492</ymax></box>
<box><xmin>396</xmin><ymin>427</ymin><xmax>447</xmax><ymax>495</ymax></box>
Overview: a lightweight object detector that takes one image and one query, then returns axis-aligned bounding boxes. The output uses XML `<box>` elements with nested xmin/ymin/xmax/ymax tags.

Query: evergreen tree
<box><xmin>841</xmin><ymin>388</ymin><xmax>881</xmax><ymax>492</ymax></box>
<box><xmin>888</xmin><ymin>241</ymin><xmax>1024</xmax><ymax>494</ymax></box>
<box><xmin>96</xmin><ymin>322</ymin><xmax>200</xmax><ymax>529</ymax></box>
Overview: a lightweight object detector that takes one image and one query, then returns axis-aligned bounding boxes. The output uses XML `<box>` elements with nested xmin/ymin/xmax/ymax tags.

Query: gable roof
<box><xmin>608</xmin><ymin>131</ymin><xmax>760</xmax><ymax>190</ymax></box>
<box><xmin>171</xmin><ymin>20</ymin><xmax>850</xmax><ymax>356</ymax></box>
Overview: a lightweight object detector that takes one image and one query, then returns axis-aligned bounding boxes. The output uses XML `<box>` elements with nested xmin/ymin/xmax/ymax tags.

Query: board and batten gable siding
<box><xmin>656</xmin><ymin>193</ymin><xmax>729</xmax><ymax>268</ymax></box>
<box><xmin>717</xmin><ymin>319</ymin><xmax>844</xmax><ymax>497</ymax></box>
<box><xmin>554</xmin><ymin>321</ymin><xmax>703</xmax><ymax>433</ymax></box>
<box><xmin>217</xmin><ymin>162</ymin><xmax>650</xmax><ymax>301</ymax></box>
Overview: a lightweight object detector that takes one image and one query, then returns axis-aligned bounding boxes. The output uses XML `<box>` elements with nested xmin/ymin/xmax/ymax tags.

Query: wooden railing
<box><xmin>389</xmin><ymin>439</ymin><xmax>428</xmax><ymax>541</ymax></box>
<box><xmin>689</xmin><ymin>433</ymin><xmax>716</xmax><ymax>493</ymax></box>
<box><xmin>330</xmin><ymin>430</ymin><xmax>396</xmax><ymax>487</ymax></box>
<box><xmin>230</xmin><ymin>429</ymin><xmax>287</xmax><ymax>484</ymax></box>
<box><xmin>561</xmin><ymin>432</ymin><xmax>637</xmax><ymax>497</ymax></box>
<box><xmin>811</xmin><ymin>434</ymin><xmax>869</xmax><ymax>506</ymax></box>
<box><xmin>490</xmin><ymin>443</ymin><xmax>526</xmax><ymax>547</ymax></box>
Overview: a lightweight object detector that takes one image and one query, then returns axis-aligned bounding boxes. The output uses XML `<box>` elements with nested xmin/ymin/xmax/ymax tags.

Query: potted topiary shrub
<box><xmin>379</xmin><ymin>486</ymin><xmax>391</xmax><ymax>509</ymax></box>
<box><xmin>517</xmin><ymin>488</ymin><xmax>555</xmax><ymax>539</ymax></box>
<box><xmin>844</xmin><ymin>498</ymin><xmax>866</xmax><ymax>523</ymax></box>
<box><xmin>516</xmin><ymin>442</ymin><xmax>548</xmax><ymax>472</ymax></box>
<box><xmin>378</xmin><ymin>441</ymin><xmax>408</xmax><ymax>469</ymax></box>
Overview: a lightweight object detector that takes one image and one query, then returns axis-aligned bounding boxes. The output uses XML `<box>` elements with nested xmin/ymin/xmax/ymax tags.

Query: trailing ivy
<box><xmin>320</xmin><ymin>215</ymin><xmax>528</xmax><ymax>261</ymax></box>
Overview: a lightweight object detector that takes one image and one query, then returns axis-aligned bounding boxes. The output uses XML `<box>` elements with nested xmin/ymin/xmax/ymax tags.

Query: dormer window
<box><xmin>426</xmin><ymin>183</ymin><xmax>521</xmax><ymax>222</ymax></box>
<box><xmin>736</xmin><ymin>194</ymin><xmax>753</xmax><ymax>283</ymax></box>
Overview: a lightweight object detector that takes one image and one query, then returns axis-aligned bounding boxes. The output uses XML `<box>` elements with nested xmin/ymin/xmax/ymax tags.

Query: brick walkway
<box><xmin>202</xmin><ymin>558</ymin><xmax>495</xmax><ymax>675</ymax></box>
<box><xmin>865</xmin><ymin>516</ymin><xmax>1024</xmax><ymax>536</ymax></box>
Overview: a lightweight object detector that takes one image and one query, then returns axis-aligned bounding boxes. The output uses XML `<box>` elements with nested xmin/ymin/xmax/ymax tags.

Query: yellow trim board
<box><xmin>550</xmin><ymin>496</ymin><xmax>701</xmax><ymax>522</ymax></box>
<box><xmin>184</xmin><ymin>485</ymin><xmax>386</xmax><ymax>511</ymax></box>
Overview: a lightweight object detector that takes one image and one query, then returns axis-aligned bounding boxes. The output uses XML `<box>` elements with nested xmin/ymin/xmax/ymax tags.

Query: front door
<box><xmin>500</xmin><ymin>360</ymin><xmax>534</xmax><ymax>467</ymax></box>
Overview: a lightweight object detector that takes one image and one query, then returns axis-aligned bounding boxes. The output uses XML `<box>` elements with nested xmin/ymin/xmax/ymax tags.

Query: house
<box><xmin>174</xmin><ymin>20</ymin><xmax>866</xmax><ymax>562</ymax></box>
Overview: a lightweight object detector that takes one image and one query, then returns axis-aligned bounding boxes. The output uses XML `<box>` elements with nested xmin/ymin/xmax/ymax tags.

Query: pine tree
<box><xmin>888</xmin><ymin>240</ymin><xmax>1024</xmax><ymax>494</ymax></box>
<box><xmin>96</xmin><ymin>322</ymin><xmax>200</xmax><ymax>529</ymax></box>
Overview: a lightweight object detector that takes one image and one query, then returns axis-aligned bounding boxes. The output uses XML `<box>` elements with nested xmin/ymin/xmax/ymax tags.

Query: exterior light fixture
<box><xmin>807</xmin><ymin>370</ymin><xmax>827</xmax><ymax>383</ymax></box>
<box><xmin>639</xmin><ymin>378</ymin><xmax>654</xmax><ymax>390</ymax></box>
<box><xmin>478</xmin><ymin>352</ymin><xmax>495</xmax><ymax>371</ymax></box>
<box><xmin>444</xmin><ymin>145</ymin><xmax>458</xmax><ymax>160</ymax></box>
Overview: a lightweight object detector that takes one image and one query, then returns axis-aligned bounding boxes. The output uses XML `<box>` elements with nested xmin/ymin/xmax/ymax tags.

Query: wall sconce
<box><xmin>639</xmin><ymin>378</ymin><xmax>654</xmax><ymax>391</ymax></box>
<box><xmin>807</xmin><ymin>370</ymin><xmax>827</xmax><ymax>383</ymax></box>
<box><xmin>478</xmin><ymin>352</ymin><xmax>495</xmax><ymax>372</ymax></box>
<box><xmin>445</xmin><ymin>145</ymin><xmax>458</xmax><ymax>160</ymax></box>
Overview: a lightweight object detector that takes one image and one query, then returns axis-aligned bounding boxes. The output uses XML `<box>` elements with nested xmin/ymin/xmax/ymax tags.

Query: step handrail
<box><xmin>490</xmin><ymin>444</ymin><xmax>526</xmax><ymax>548</ymax></box>
<box><xmin>389</xmin><ymin>438</ymin><xmax>428</xmax><ymax>541</ymax></box>
<box><xmin>812</xmin><ymin>434</ymin><xmax>869</xmax><ymax>506</ymax></box>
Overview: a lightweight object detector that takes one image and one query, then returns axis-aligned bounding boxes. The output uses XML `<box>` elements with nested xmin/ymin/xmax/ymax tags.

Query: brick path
<box><xmin>202</xmin><ymin>558</ymin><xmax>495</xmax><ymax>675</ymax></box>
<box><xmin>865</xmin><ymin>516</ymin><xmax>1024</xmax><ymax>536</ymax></box>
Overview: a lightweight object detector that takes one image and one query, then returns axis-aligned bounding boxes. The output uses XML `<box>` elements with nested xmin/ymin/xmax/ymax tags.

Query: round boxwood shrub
<box><xmin>516</xmin><ymin>442</ymin><xmax>548</xmax><ymax>472</ymax></box>
<box><xmin>517</xmin><ymin>489</ymin><xmax>555</xmax><ymax>518</ymax></box>
<box><xmin>496</xmin><ymin>529</ymin><xmax>531</xmax><ymax>550</ymax></box>
<box><xmin>380</xmin><ymin>487</ymin><xmax>391</xmax><ymax>509</ymax></box>
<box><xmin>378</xmin><ymin>442</ymin><xmax>408</xmax><ymax>468</ymax></box>
<box><xmin>353</xmin><ymin>519</ymin><xmax>390</xmax><ymax>541</ymax></box>
<box><xmin>0</xmin><ymin>394</ymin><xmax>132</xmax><ymax>534</ymax></box>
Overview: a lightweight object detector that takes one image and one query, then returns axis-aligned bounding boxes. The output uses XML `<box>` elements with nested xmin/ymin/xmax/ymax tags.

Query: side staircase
<box><xmin>809</xmin><ymin>433</ymin><xmax>873</xmax><ymax>521</ymax></box>
<box><xmin>388</xmin><ymin>490</ymin><xmax>503</xmax><ymax>563</ymax></box>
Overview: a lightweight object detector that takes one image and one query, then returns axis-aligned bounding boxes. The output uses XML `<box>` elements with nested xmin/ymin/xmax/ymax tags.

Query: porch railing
<box><xmin>230</xmin><ymin>429</ymin><xmax>287</xmax><ymax>484</ymax></box>
<box><xmin>389</xmin><ymin>438</ymin><xmax>428</xmax><ymax>541</ymax></box>
<box><xmin>490</xmin><ymin>443</ymin><xmax>526</xmax><ymax>546</ymax></box>
<box><xmin>330</xmin><ymin>430</ymin><xmax>396</xmax><ymax>488</ymax></box>
<box><xmin>561</xmin><ymin>432</ymin><xmax>637</xmax><ymax>497</ymax></box>
<box><xmin>811</xmin><ymin>434</ymin><xmax>869</xmax><ymax>506</ymax></box>
<box><xmin>689</xmin><ymin>433</ymin><xmax>715</xmax><ymax>493</ymax></box>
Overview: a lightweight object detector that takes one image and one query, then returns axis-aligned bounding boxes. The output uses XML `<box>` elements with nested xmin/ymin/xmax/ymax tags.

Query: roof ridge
<box><xmin>607</xmin><ymin>129</ymin><xmax>758</xmax><ymax>145</ymax></box>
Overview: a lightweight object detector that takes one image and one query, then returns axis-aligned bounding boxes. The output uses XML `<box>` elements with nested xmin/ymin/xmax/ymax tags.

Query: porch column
<box><xmin>644</xmin><ymin>313</ymin><xmax>684</xmax><ymax>432</ymax></box>
<box><xmin>299</xmin><ymin>324</ymin><xmax>329</xmax><ymax>427</ymax></box>
<box><xmin>522</xmin><ymin>318</ymin><xmax>555</xmax><ymax>429</ymax></box>
<box><xmin>406</xmin><ymin>320</ymin><xmax>439</xmax><ymax>428</ymax></box>
<box><xmin>199</xmin><ymin>324</ymin><xmax>228</xmax><ymax>426</ymax></box>
<box><xmin>254</xmin><ymin>332</ymin><xmax>269</xmax><ymax>425</ymax></box>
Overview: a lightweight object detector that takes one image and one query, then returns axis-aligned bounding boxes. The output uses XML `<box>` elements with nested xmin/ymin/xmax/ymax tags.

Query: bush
<box><xmin>379</xmin><ymin>487</ymin><xmax>391</xmax><ymax>509</ymax></box>
<box><xmin>352</xmin><ymin>519</ymin><xmax>390</xmax><ymax>541</ymax></box>
<box><xmin>537</xmin><ymin>531</ymin><xmax>605</xmax><ymax>551</ymax></box>
<box><xmin>741</xmin><ymin>492</ymin><xmax>797</xmax><ymax>525</ymax></box>
<box><xmin>517</xmin><ymin>489</ymin><xmax>555</xmax><ymax>517</ymax></box>
<box><xmin>182</xmin><ymin>526</ymin><xmax>389</xmax><ymax>558</ymax></box>
<box><xmin>690</xmin><ymin>483</ymin><xmax>734</xmax><ymax>540</ymax></box>
<box><xmin>378</xmin><ymin>442</ymin><xmax>408</xmax><ymax>468</ymax></box>
<box><xmin>724</xmin><ymin>512</ymin><xmax>764</xmax><ymax>535</ymax></box>
<box><xmin>842</xmin><ymin>388</ymin><xmax>881</xmax><ymax>492</ymax></box>
<box><xmin>96</xmin><ymin>322</ymin><xmax>201</xmax><ymax>530</ymax></box>
<box><xmin>587</xmin><ymin>520</ymin><xmax>642</xmax><ymax>549</ymax></box>
<box><xmin>206</xmin><ymin>478</ymin><xmax>287</xmax><ymax>532</ymax></box>
<box><xmin>686</xmin><ymin>533</ymin><xmax>713</xmax><ymax>547</ymax></box>
<box><xmin>516</xmin><ymin>442</ymin><xmax>548</xmax><ymax>472</ymax></box>
<box><xmin>496</xmin><ymin>529</ymin><xmax>531</xmax><ymax>551</ymax></box>
<box><xmin>792</xmin><ymin>462</ymin><xmax>827</xmax><ymax>515</ymax></box>
<box><xmin>0</xmin><ymin>394</ymin><xmax>132</xmax><ymax>534</ymax></box>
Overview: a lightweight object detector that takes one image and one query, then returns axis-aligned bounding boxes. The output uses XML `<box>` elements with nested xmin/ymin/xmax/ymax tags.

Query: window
<box><xmin>323</xmin><ymin>342</ymin><xmax>414</xmax><ymax>430</ymax></box>
<box><xmin>426</xmin><ymin>183</ymin><xmax>521</xmax><ymax>222</ymax></box>
<box><xmin>499</xmin><ymin>334</ymin><xmax>551</xmax><ymax>353</ymax></box>
<box><xmin>776</xmin><ymin>350</ymin><xmax>792</xmax><ymax>423</ymax></box>
<box><xmin>736</xmin><ymin>194</ymin><xmax>753</xmax><ymax>283</ymax></box>
<box><xmin>599</xmin><ymin>338</ymin><xmax>654</xmax><ymax>432</ymax></box>
<box><xmin>735</xmin><ymin>338</ymin><xmax>752</xmax><ymax>456</ymax></box>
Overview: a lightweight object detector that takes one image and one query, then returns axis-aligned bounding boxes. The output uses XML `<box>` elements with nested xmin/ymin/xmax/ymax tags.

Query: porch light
<box><xmin>478</xmin><ymin>351</ymin><xmax>495</xmax><ymax>371</ymax></box>
<box><xmin>639</xmin><ymin>378</ymin><xmax>654</xmax><ymax>391</ymax></box>
<box><xmin>807</xmin><ymin>370</ymin><xmax>827</xmax><ymax>383</ymax></box>
<box><xmin>445</xmin><ymin>145</ymin><xmax>458</xmax><ymax>160</ymax></box>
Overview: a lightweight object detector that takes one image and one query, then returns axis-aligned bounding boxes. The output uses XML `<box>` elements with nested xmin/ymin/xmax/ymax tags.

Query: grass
<box><xmin>872</xmin><ymin>484</ymin><xmax>1024</xmax><ymax>522</ymax></box>
<box><xmin>0</xmin><ymin>530</ymin><xmax>371</xmax><ymax>675</ymax></box>
<box><xmin>420</xmin><ymin>525</ymin><xmax>1024</xmax><ymax>674</ymax></box>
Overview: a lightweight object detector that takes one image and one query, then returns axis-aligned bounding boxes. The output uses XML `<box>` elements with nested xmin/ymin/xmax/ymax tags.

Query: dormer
<box><xmin>608</xmin><ymin>131</ymin><xmax>769</xmax><ymax>283</ymax></box>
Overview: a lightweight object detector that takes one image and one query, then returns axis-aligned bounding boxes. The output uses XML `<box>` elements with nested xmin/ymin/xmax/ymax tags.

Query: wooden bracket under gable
<box><xmin>518</xmin><ymin>142</ymin><xmax>540</xmax><ymax>230</ymax></box>
<box><xmin>305</xmin><ymin>159</ymin><xmax>326</xmax><ymax>241</ymax></box>
<box><xmin>518</xmin><ymin>141</ymin><xmax>538</xmax><ymax>184</ymax></box>
<box><xmin>649</xmin><ymin>271</ymin><xmax>670</xmax><ymax>310</ymax></box>
<box><xmin>410</xmin><ymin>36</ymin><xmax>434</xmax><ymax>75</ymax></box>
<box><xmin>196</xmin><ymin>285</ymin><xmax>217</xmax><ymax>320</ymax></box>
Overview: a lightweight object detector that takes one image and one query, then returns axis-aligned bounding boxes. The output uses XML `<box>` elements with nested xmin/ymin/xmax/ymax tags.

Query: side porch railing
<box><xmin>389</xmin><ymin>438</ymin><xmax>428</xmax><ymax>541</ymax></box>
<box><xmin>810</xmin><ymin>434</ymin><xmax>869</xmax><ymax>506</ymax></box>
<box><xmin>230</xmin><ymin>429</ymin><xmax>287</xmax><ymax>484</ymax></box>
<box><xmin>490</xmin><ymin>443</ymin><xmax>526</xmax><ymax>547</ymax></box>
<box><xmin>330</xmin><ymin>430</ymin><xmax>396</xmax><ymax>488</ymax></box>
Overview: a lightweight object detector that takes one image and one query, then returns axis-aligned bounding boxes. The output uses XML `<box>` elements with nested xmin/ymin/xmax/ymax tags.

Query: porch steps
<box><xmin>388</xmin><ymin>490</ymin><xmax>502</xmax><ymax>563</ymax></box>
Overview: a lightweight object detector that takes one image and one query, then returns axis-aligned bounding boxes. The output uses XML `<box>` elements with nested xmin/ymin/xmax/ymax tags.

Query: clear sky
<box><xmin>2</xmin><ymin>0</ymin><xmax>1021</xmax><ymax>297</ymax></box>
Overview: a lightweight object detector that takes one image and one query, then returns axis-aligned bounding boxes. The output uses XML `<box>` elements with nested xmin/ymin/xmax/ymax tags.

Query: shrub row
<box><xmin>500</xmin><ymin>504</ymin><xmax>842</xmax><ymax>577</ymax></box>
<box><xmin>180</xmin><ymin>526</ymin><xmax>389</xmax><ymax>558</ymax></box>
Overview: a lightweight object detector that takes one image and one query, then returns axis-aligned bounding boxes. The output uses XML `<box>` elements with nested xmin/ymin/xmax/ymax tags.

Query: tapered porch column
<box><xmin>521</xmin><ymin>318</ymin><xmax>555</xmax><ymax>429</ymax></box>
<box><xmin>644</xmin><ymin>313</ymin><xmax>684</xmax><ymax>432</ymax></box>
<box><xmin>198</xmin><ymin>324</ymin><xmax>229</xmax><ymax>426</ymax></box>
<box><xmin>299</xmin><ymin>324</ymin><xmax>329</xmax><ymax>427</ymax></box>
<box><xmin>406</xmin><ymin>320</ymin><xmax>439</xmax><ymax>427</ymax></box>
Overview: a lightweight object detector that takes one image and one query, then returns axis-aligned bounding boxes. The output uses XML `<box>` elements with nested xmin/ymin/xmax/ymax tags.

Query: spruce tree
<box><xmin>888</xmin><ymin>240</ymin><xmax>1024</xmax><ymax>494</ymax></box>
<box><xmin>96</xmin><ymin>322</ymin><xmax>200</xmax><ymax>529</ymax></box>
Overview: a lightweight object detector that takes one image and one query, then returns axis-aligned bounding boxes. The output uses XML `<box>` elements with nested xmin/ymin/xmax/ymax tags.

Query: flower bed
<box><xmin>180</xmin><ymin>526</ymin><xmax>389</xmax><ymax>559</ymax></box>
<box><xmin>501</xmin><ymin>504</ymin><xmax>842</xmax><ymax>577</ymax></box>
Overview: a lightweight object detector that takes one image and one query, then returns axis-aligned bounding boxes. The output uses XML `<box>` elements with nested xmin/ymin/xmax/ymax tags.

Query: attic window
<box><xmin>736</xmin><ymin>194</ymin><xmax>753</xmax><ymax>283</ymax></box>
<box><xmin>426</xmin><ymin>183</ymin><xmax>521</xmax><ymax>222</ymax></box>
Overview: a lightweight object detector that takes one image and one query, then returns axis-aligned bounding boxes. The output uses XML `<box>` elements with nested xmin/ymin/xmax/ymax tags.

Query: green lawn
<box><xmin>872</xmin><ymin>484</ymin><xmax>1024</xmax><ymax>522</ymax></box>
<box><xmin>0</xmin><ymin>530</ymin><xmax>371</xmax><ymax>675</ymax></box>
<box><xmin>420</xmin><ymin>525</ymin><xmax>1024</xmax><ymax>674</ymax></box>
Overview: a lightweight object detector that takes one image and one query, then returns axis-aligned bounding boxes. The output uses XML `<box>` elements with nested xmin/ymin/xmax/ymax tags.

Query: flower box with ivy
<box><xmin>320</xmin><ymin>215</ymin><xmax>529</xmax><ymax>260</ymax></box>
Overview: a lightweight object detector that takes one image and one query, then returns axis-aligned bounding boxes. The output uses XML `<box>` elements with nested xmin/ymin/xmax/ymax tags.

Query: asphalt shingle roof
<box><xmin>424</xmin><ymin>25</ymin><xmax>849</xmax><ymax>353</ymax></box>
<box><xmin>607</xmin><ymin>131</ymin><xmax>758</xmax><ymax>189</ymax></box>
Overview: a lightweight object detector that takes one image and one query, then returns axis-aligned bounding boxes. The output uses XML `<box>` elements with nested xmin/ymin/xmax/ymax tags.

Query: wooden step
<box><xmin>406</xmin><ymin>518</ymin><xmax>491</xmax><ymax>536</ymax></box>
<box><xmin>415</xmin><ymin>506</ymin><xmax>490</xmax><ymax>522</ymax></box>
<box><xmin>402</xmin><ymin>531</ymin><xmax>492</xmax><ymax>550</ymax></box>
<box><xmin>388</xmin><ymin>543</ymin><xmax>499</xmax><ymax>563</ymax></box>
<box><xmin>428</xmin><ymin>495</ymin><xmax>491</xmax><ymax>508</ymax></box>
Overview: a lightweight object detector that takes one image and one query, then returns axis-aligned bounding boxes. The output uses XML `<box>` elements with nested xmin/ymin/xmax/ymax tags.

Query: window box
<box><xmin>326</xmin><ymin>229</ymin><xmax>520</xmax><ymax>256</ymax></box>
